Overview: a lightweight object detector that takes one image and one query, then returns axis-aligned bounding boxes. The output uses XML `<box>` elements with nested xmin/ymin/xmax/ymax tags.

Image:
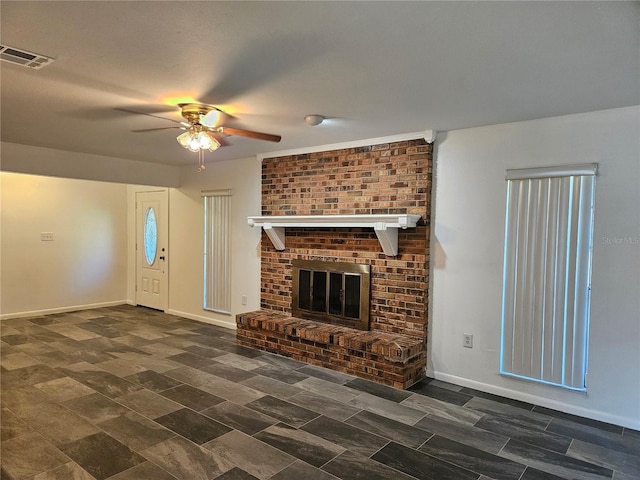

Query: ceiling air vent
<box><xmin>0</xmin><ymin>45</ymin><xmax>54</xmax><ymax>70</ymax></box>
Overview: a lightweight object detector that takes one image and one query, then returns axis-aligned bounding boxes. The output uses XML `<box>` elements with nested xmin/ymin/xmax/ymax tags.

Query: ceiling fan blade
<box><xmin>131</xmin><ymin>126</ymin><xmax>184</xmax><ymax>133</ymax></box>
<box><xmin>200</xmin><ymin>33</ymin><xmax>327</xmax><ymax>105</ymax></box>
<box><xmin>218</xmin><ymin>126</ymin><xmax>281</xmax><ymax>143</ymax></box>
<box><xmin>116</xmin><ymin>107</ymin><xmax>183</xmax><ymax>124</ymax></box>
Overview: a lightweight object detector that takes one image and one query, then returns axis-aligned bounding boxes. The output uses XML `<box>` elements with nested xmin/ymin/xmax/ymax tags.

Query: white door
<box><xmin>136</xmin><ymin>190</ymin><xmax>168</xmax><ymax>311</ymax></box>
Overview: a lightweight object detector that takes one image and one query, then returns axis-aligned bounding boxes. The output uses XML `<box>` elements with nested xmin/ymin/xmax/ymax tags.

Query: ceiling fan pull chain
<box><xmin>197</xmin><ymin>149</ymin><xmax>206</xmax><ymax>172</ymax></box>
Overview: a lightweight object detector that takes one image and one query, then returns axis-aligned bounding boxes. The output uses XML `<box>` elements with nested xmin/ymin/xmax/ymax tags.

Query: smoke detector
<box><xmin>304</xmin><ymin>114</ymin><xmax>324</xmax><ymax>126</ymax></box>
<box><xmin>0</xmin><ymin>45</ymin><xmax>54</xmax><ymax>70</ymax></box>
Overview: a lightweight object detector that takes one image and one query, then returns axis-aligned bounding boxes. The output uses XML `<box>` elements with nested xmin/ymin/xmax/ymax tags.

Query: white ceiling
<box><xmin>1</xmin><ymin>1</ymin><xmax>638</xmax><ymax>167</ymax></box>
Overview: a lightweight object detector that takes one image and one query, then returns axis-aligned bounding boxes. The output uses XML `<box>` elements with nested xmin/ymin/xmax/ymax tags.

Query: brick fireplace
<box><xmin>236</xmin><ymin>137</ymin><xmax>433</xmax><ymax>389</ymax></box>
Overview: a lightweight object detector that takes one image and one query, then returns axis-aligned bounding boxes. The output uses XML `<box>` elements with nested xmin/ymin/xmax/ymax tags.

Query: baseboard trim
<box><xmin>166</xmin><ymin>309</ymin><xmax>236</xmax><ymax>331</ymax></box>
<box><xmin>0</xmin><ymin>300</ymin><xmax>129</xmax><ymax>320</ymax></box>
<box><xmin>426</xmin><ymin>370</ymin><xmax>639</xmax><ymax>430</ymax></box>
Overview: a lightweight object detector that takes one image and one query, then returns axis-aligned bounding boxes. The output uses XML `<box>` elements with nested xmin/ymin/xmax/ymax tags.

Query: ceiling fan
<box><xmin>130</xmin><ymin>103</ymin><xmax>281</xmax><ymax>170</ymax></box>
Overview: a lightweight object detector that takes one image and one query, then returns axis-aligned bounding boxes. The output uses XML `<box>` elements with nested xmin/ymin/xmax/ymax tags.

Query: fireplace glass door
<box><xmin>292</xmin><ymin>259</ymin><xmax>370</xmax><ymax>330</ymax></box>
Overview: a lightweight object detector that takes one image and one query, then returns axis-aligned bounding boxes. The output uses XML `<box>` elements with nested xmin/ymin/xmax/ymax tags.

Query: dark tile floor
<box><xmin>1</xmin><ymin>305</ymin><xmax>638</xmax><ymax>480</ymax></box>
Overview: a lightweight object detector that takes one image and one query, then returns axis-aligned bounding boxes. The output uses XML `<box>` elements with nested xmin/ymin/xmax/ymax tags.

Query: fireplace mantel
<box><xmin>247</xmin><ymin>214</ymin><xmax>421</xmax><ymax>256</ymax></box>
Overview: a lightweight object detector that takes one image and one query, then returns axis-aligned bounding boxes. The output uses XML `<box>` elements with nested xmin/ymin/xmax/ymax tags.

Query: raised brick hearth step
<box><xmin>236</xmin><ymin>309</ymin><xmax>426</xmax><ymax>389</ymax></box>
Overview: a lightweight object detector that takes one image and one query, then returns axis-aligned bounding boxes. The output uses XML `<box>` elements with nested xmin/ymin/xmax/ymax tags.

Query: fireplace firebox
<box><xmin>292</xmin><ymin>259</ymin><xmax>371</xmax><ymax>330</ymax></box>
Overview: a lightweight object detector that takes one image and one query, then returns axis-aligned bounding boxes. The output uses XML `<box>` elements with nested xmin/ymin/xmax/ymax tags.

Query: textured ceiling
<box><xmin>1</xmin><ymin>1</ymin><xmax>638</xmax><ymax>166</ymax></box>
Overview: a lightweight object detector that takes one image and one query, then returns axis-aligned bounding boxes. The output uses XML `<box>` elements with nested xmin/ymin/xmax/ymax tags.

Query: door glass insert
<box><xmin>144</xmin><ymin>207</ymin><xmax>158</xmax><ymax>266</ymax></box>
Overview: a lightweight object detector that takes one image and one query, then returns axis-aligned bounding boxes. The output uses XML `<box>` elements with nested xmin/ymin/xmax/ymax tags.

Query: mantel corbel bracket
<box><xmin>248</xmin><ymin>214</ymin><xmax>421</xmax><ymax>256</ymax></box>
<box><xmin>373</xmin><ymin>222</ymin><xmax>399</xmax><ymax>256</ymax></box>
<box><xmin>262</xmin><ymin>223</ymin><xmax>286</xmax><ymax>251</ymax></box>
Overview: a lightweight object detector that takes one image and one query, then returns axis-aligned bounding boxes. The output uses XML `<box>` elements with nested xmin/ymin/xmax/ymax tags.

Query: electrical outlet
<box><xmin>463</xmin><ymin>333</ymin><xmax>473</xmax><ymax>348</ymax></box>
<box><xmin>41</xmin><ymin>232</ymin><xmax>54</xmax><ymax>241</ymax></box>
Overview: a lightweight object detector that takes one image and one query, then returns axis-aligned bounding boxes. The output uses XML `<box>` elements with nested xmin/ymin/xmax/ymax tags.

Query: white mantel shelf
<box><xmin>247</xmin><ymin>214</ymin><xmax>422</xmax><ymax>256</ymax></box>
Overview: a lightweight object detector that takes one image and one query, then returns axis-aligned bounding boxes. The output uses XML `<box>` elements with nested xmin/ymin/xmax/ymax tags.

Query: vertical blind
<box><xmin>501</xmin><ymin>164</ymin><xmax>597</xmax><ymax>390</ymax></box>
<box><xmin>203</xmin><ymin>190</ymin><xmax>231</xmax><ymax>314</ymax></box>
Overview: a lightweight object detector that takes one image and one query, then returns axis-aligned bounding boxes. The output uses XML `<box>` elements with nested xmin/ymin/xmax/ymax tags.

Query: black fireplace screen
<box><xmin>292</xmin><ymin>259</ymin><xmax>370</xmax><ymax>330</ymax></box>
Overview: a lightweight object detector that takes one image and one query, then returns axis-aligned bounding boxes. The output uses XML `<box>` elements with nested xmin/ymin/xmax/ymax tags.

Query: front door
<box><xmin>136</xmin><ymin>190</ymin><xmax>168</xmax><ymax>311</ymax></box>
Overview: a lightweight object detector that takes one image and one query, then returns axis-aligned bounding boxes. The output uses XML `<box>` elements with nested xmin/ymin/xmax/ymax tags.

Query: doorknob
<box><xmin>159</xmin><ymin>256</ymin><xmax>165</xmax><ymax>261</ymax></box>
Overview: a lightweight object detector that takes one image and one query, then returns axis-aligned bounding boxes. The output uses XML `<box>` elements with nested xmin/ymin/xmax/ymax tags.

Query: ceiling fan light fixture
<box><xmin>177</xmin><ymin>127</ymin><xmax>221</xmax><ymax>153</ymax></box>
<box><xmin>197</xmin><ymin>131</ymin><xmax>212</xmax><ymax>149</ymax></box>
<box><xmin>187</xmin><ymin>136</ymin><xmax>201</xmax><ymax>152</ymax></box>
<box><xmin>176</xmin><ymin>131</ymin><xmax>192</xmax><ymax>148</ymax></box>
<box><xmin>204</xmin><ymin>132</ymin><xmax>221</xmax><ymax>151</ymax></box>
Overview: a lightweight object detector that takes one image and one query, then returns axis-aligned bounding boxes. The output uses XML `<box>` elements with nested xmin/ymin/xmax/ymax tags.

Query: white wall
<box><xmin>0</xmin><ymin>172</ymin><xmax>129</xmax><ymax>317</ymax></box>
<box><xmin>1</xmin><ymin>142</ymin><xmax>180</xmax><ymax>187</ymax></box>
<box><xmin>128</xmin><ymin>157</ymin><xmax>262</xmax><ymax>329</ymax></box>
<box><xmin>430</xmin><ymin>106</ymin><xmax>640</xmax><ymax>429</ymax></box>
<box><xmin>1</xmin><ymin>154</ymin><xmax>263</xmax><ymax>328</ymax></box>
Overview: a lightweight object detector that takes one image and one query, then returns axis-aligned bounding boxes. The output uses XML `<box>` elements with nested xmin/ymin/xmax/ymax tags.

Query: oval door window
<box><xmin>144</xmin><ymin>207</ymin><xmax>158</xmax><ymax>266</ymax></box>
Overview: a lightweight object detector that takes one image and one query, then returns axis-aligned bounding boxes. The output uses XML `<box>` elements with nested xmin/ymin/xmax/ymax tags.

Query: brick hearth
<box><xmin>237</xmin><ymin>310</ymin><xmax>426</xmax><ymax>389</ymax></box>
<box><xmin>237</xmin><ymin>137</ymin><xmax>433</xmax><ymax>388</ymax></box>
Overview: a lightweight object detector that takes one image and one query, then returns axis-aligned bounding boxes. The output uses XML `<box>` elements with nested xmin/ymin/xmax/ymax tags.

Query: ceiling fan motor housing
<box><xmin>179</xmin><ymin>103</ymin><xmax>219</xmax><ymax>125</ymax></box>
